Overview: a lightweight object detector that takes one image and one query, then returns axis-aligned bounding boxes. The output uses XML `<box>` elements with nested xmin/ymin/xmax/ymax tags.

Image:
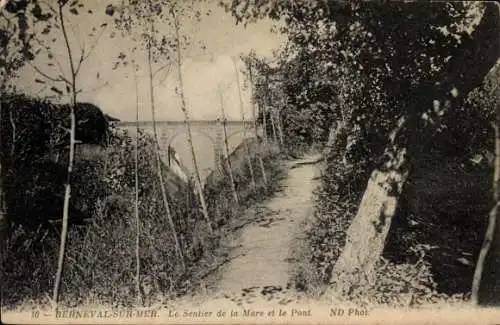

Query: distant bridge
<box><xmin>113</xmin><ymin>120</ymin><xmax>261</xmax><ymax>181</ymax></box>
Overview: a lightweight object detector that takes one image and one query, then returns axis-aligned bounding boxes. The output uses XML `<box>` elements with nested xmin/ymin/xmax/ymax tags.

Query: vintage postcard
<box><xmin>1</xmin><ymin>0</ymin><xmax>499</xmax><ymax>324</ymax></box>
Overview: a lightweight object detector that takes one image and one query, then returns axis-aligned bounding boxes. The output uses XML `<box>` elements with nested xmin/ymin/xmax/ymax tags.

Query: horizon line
<box><xmin>113</xmin><ymin>119</ymin><xmax>256</xmax><ymax>124</ymax></box>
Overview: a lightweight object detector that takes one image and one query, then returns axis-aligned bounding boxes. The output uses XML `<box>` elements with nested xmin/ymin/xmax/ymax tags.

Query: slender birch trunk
<box><xmin>172</xmin><ymin>11</ymin><xmax>212</xmax><ymax>232</ymax></box>
<box><xmin>0</xmin><ymin>100</ymin><xmax>7</xmax><ymax>268</ymax></box>
<box><xmin>232</xmin><ymin>57</ymin><xmax>256</xmax><ymax>188</ymax></box>
<box><xmin>53</xmin><ymin>3</ymin><xmax>76</xmax><ymax>303</ymax></box>
<box><xmin>313</xmin><ymin>120</ymin><xmax>347</xmax><ymax>180</ymax></box>
<box><xmin>276</xmin><ymin>108</ymin><xmax>285</xmax><ymax>148</ymax></box>
<box><xmin>8</xmin><ymin>110</ymin><xmax>15</xmax><ymax>156</ymax></box>
<box><xmin>218</xmin><ymin>86</ymin><xmax>239</xmax><ymax>205</ymax></box>
<box><xmin>472</xmin><ymin>60</ymin><xmax>500</xmax><ymax>306</ymax></box>
<box><xmin>266</xmin><ymin>78</ymin><xmax>280</xmax><ymax>147</ymax></box>
<box><xmin>269</xmin><ymin>107</ymin><xmax>278</xmax><ymax>143</ymax></box>
<box><xmin>471</xmin><ymin>121</ymin><xmax>500</xmax><ymax>304</ymax></box>
<box><xmin>147</xmin><ymin>14</ymin><xmax>184</xmax><ymax>266</ymax></box>
<box><xmin>247</xmin><ymin>64</ymin><xmax>267</xmax><ymax>185</ymax></box>
<box><xmin>262</xmin><ymin>75</ymin><xmax>270</xmax><ymax>146</ymax></box>
<box><xmin>132</xmin><ymin>57</ymin><xmax>142</xmax><ymax>305</ymax></box>
<box><xmin>472</xmin><ymin>145</ymin><xmax>500</xmax><ymax>305</ymax></box>
<box><xmin>261</xmin><ymin>104</ymin><xmax>268</xmax><ymax>146</ymax></box>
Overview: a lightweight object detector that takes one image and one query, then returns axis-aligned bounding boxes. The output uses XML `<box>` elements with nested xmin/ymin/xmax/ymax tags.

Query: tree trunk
<box><xmin>261</xmin><ymin>104</ymin><xmax>268</xmax><ymax>146</ymax></box>
<box><xmin>473</xmin><ymin>65</ymin><xmax>500</xmax><ymax>307</ymax></box>
<box><xmin>53</xmin><ymin>3</ymin><xmax>76</xmax><ymax>304</ymax></box>
<box><xmin>8</xmin><ymin>109</ymin><xmax>15</xmax><ymax>156</ymax></box>
<box><xmin>269</xmin><ymin>107</ymin><xmax>278</xmax><ymax>143</ymax></box>
<box><xmin>327</xmin><ymin>2</ymin><xmax>500</xmax><ymax>300</ymax></box>
<box><xmin>324</xmin><ymin>121</ymin><xmax>345</xmax><ymax>157</ymax></box>
<box><xmin>314</xmin><ymin>120</ymin><xmax>346</xmax><ymax>180</ymax></box>
<box><xmin>232</xmin><ymin>57</ymin><xmax>256</xmax><ymax>189</ymax></box>
<box><xmin>0</xmin><ymin>101</ymin><xmax>8</xmax><ymax>268</ymax></box>
<box><xmin>218</xmin><ymin>86</ymin><xmax>239</xmax><ymax>205</ymax></box>
<box><xmin>264</xmin><ymin>75</ymin><xmax>274</xmax><ymax>146</ymax></box>
<box><xmin>327</xmin><ymin>137</ymin><xmax>409</xmax><ymax>297</ymax></box>
<box><xmin>248</xmin><ymin>64</ymin><xmax>268</xmax><ymax>186</ymax></box>
<box><xmin>173</xmin><ymin>12</ymin><xmax>212</xmax><ymax>232</ymax></box>
<box><xmin>276</xmin><ymin>109</ymin><xmax>285</xmax><ymax>148</ymax></box>
<box><xmin>464</xmin><ymin>3</ymin><xmax>500</xmax><ymax>306</ymax></box>
<box><xmin>147</xmin><ymin>14</ymin><xmax>185</xmax><ymax>267</ymax></box>
<box><xmin>132</xmin><ymin>57</ymin><xmax>142</xmax><ymax>305</ymax></box>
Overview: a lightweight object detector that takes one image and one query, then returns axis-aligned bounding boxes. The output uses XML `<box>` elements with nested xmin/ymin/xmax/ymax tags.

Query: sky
<box><xmin>13</xmin><ymin>0</ymin><xmax>286</xmax><ymax>122</ymax></box>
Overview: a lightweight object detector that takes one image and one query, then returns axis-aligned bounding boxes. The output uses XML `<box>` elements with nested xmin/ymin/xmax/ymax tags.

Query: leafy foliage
<box><xmin>234</xmin><ymin>1</ymin><xmax>492</xmax><ymax>159</ymax></box>
<box><xmin>0</xmin><ymin>95</ymin><xmax>110</xmax><ymax>226</ymax></box>
<box><xmin>228</xmin><ymin>0</ymin><xmax>499</xmax><ymax>305</ymax></box>
<box><xmin>1</xmin><ymin>123</ymin><xmax>209</xmax><ymax>307</ymax></box>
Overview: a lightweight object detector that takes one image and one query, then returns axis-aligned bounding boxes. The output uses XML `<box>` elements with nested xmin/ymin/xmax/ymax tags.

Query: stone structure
<box><xmin>113</xmin><ymin>120</ymin><xmax>259</xmax><ymax>180</ymax></box>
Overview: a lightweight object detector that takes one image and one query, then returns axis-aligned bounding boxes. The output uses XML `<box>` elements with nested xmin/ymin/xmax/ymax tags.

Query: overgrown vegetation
<box><xmin>290</xmin><ymin>63</ymin><xmax>498</xmax><ymax>305</ymax></box>
<box><xmin>2</xmin><ymin>0</ymin><xmax>499</xmax><ymax>311</ymax></box>
<box><xmin>205</xmin><ymin>139</ymin><xmax>285</xmax><ymax>228</ymax></box>
<box><xmin>227</xmin><ymin>0</ymin><xmax>500</xmax><ymax>307</ymax></box>
<box><xmin>1</xmin><ymin>95</ymin><xmax>284</xmax><ymax>308</ymax></box>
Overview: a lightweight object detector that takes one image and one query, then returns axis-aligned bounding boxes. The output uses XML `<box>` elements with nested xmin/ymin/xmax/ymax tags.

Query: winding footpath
<box><xmin>215</xmin><ymin>154</ymin><xmax>321</xmax><ymax>297</ymax></box>
<box><xmin>178</xmin><ymin>153</ymin><xmax>323</xmax><ymax>309</ymax></box>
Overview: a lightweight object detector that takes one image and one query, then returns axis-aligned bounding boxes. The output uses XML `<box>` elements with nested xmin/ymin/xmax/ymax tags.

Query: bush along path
<box><xmin>204</xmin><ymin>153</ymin><xmax>322</xmax><ymax>305</ymax></box>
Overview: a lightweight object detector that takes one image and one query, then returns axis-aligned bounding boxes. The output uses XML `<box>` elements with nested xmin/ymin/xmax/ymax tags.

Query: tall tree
<box><xmin>328</xmin><ymin>3</ymin><xmax>499</xmax><ymax>296</ymax></box>
<box><xmin>131</xmin><ymin>52</ymin><xmax>142</xmax><ymax>305</ymax></box>
<box><xmin>52</xmin><ymin>0</ymin><xmax>77</xmax><ymax>304</ymax></box>
<box><xmin>472</xmin><ymin>59</ymin><xmax>500</xmax><ymax>306</ymax></box>
<box><xmin>147</xmin><ymin>5</ymin><xmax>185</xmax><ymax>268</ymax></box>
<box><xmin>112</xmin><ymin>0</ymin><xmax>191</xmax><ymax>269</ymax></box>
<box><xmin>242</xmin><ymin>54</ymin><xmax>267</xmax><ymax>185</ymax></box>
<box><xmin>218</xmin><ymin>84</ymin><xmax>239</xmax><ymax>205</ymax></box>
<box><xmin>224</xmin><ymin>0</ymin><xmax>500</xmax><ymax>297</ymax></box>
<box><xmin>10</xmin><ymin>0</ymin><xmax>112</xmax><ymax>303</ymax></box>
<box><xmin>171</xmin><ymin>7</ymin><xmax>212</xmax><ymax>232</ymax></box>
<box><xmin>232</xmin><ymin>56</ymin><xmax>256</xmax><ymax>189</ymax></box>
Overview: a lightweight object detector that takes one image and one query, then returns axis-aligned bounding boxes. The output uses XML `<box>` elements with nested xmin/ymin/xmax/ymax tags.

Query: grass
<box><xmin>1</xmin><ymin>134</ymin><xmax>286</xmax><ymax>310</ymax></box>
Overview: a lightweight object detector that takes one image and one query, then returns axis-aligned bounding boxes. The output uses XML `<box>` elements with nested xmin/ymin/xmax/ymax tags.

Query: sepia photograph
<box><xmin>0</xmin><ymin>0</ymin><xmax>499</xmax><ymax>324</ymax></box>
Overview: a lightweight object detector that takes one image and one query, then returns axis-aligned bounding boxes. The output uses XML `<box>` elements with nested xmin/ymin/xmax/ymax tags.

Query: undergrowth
<box><xmin>291</xmin><ymin>142</ymin><xmax>469</xmax><ymax>307</ymax></box>
<box><xmin>2</xmin><ymin>132</ymin><xmax>285</xmax><ymax>310</ymax></box>
<box><xmin>331</xmin><ymin>245</ymin><xmax>468</xmax><ymax>308</ymax></box>
<box><xmin>204</xmin><ymin>140</ymin><xmax>285</xmax><ymax>228</ymax></box>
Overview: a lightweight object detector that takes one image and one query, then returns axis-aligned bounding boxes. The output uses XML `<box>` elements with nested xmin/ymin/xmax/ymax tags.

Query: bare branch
<box><xmin>152</xmin><ymin>62</ymin><xmax>172</xmax><ymax>78</ymax></box>
<box><xmin>153</xmin><ymin>63</ymin><xmax>173</xmax><ymax>87</ymax></box>
<box><xmin>74</xmin><ymin>23</ymin><xmax>108</xmax><ymax>76</ymax></box>
<box><xmin>33</xmin><ymin>37</ymin><xmax>69</xmax><ymax>81</ymax></box>
<box><xmin>27</xmin><ymin>61</ymin><xmax>71</xmax><ymax>85</ymax></box>
<box><xmin>69</xmin><ymin>21</ymin><xmax>85</xmax><ymax>62</ymax></box>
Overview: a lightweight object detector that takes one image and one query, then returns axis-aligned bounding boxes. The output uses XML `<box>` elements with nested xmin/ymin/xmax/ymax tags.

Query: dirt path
<box><xmin>208</xmin><ymin>154</ymin><xmax>322</xmax><ymax>304</ymax></box>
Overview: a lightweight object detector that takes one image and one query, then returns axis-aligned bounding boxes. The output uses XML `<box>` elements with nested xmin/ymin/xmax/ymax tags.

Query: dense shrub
<box><xmin>382</xmin><ymin>72</ymin><xmax>497</xmax><ymax>296</ymax></box>
<box><xmin>2</xmin><ymin>125</ymin><xmax>209</xmax><ymax>308</ymax></box>
<box><xmin>2</xmin><ymin>105</ymin><xmax>287</xmax><ymax>308</ymax></box>
<box><xmin>292</xmin><ymin>141</ymin><xmax>369</xmax><ymax>294</ymax></box>
<box><xmin>383</xmin><ymin>155</ymin><xmax>491</xmax><ymax>295</ymax></box>
<box><xmin>1</xmin><ymin>94</ymin><xmax>111</xmax><ymax>228</ymax></box>
<box><xmin>292</xmin><ymin>74</ymin><xmax>497</xmax><ymax>302</ymax></box>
